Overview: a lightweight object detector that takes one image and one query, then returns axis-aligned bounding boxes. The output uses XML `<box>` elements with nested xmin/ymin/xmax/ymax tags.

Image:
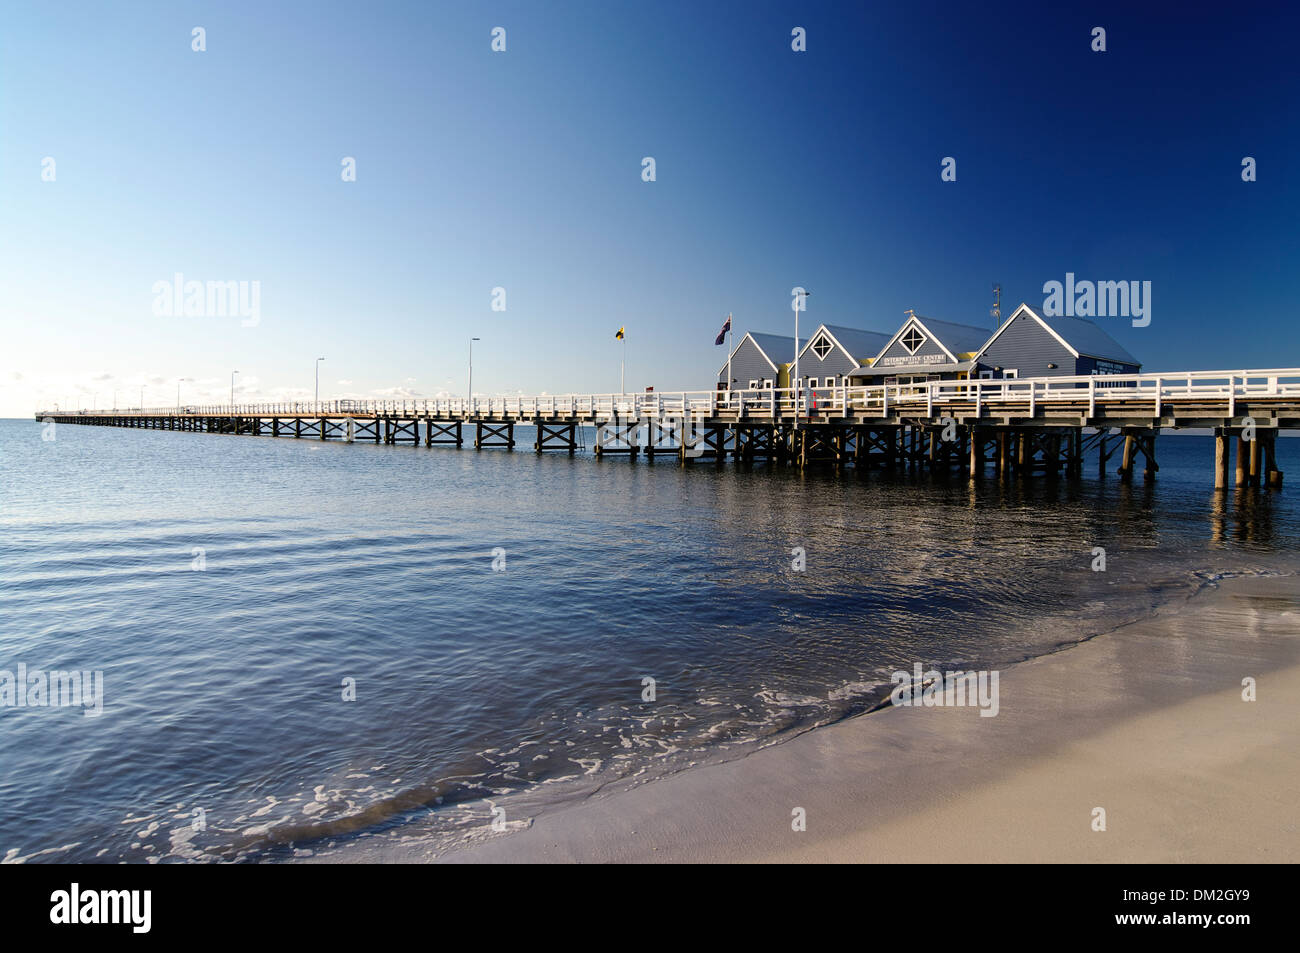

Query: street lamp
<box><xmin>176</xmin><ymin>377</ymin><xmax>191</xmax><ymax>411</ymax></box>
<box><xmin>793</xmin><ymin>289</ymin><xmax>811</xmax><ymax>423</ymax></box>
<box><xmin>231</xmin><ymin>370</ymin><xmax>239</xmax><ymax>408</ymax></box>
<box><xmin>315</xmin><ymin>357</ymin><xmax>325</xmax><ymax>408</ymax></box>
<box><xmin>139</xmin><ymin>386</ymin><xmax>144</xmax><ymax>411</ymax></box>
<box><xmin>468</xmin><ymin>337</ymin><xmax>480</xmax><ymax>409</ymax></box>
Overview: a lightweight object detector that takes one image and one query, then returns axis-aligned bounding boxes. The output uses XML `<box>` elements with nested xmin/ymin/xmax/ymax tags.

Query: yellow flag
<box><xmin>615</xmin><ymin>327</ymin><xmax>625</xmax><ymax>340</ymax></box>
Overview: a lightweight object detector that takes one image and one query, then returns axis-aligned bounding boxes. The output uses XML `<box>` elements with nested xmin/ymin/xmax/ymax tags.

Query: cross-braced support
<box><xmin>385</xmin><ymin>418</ymin><xmax>419</xmax><ymax>445</ymax></box>
<box><xmin>1116</xmin><ymin>429</ymin><xmax>1159</xmax><ymax>482</ymax></box>
<box><xmin>426</xmin><ymin>420</ymin><xmax>462</xmax><ymax>447</ymax></box>
<box><xmin>795</xmin><ymin>425</ymin><xmax>848</xmax><ymax>468</ymax></box>
<box><xmin>534</xmin><ymin>421</ymin><xmax>577</xmax><ymax>454</ymax></box>
<box><xmin>475</xmin><ymin>420</ymin><xmax>515</xmax><ymax>450</ymax></box>
<box><xmin>700</xmin><ymin>425</ymin><xmax>730</xmax><ymax>465</ymax></box>
<box><xmin>593</xmin><ymin>418</ymin><xmax>639</xmax><ymax>458</ymax></box>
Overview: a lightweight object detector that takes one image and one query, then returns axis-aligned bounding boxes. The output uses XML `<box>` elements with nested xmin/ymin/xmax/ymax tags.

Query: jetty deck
<box><xmin>38</xmin><ymin>368</ymin><xmax>1300</xmax><ymax>487</ymax></box>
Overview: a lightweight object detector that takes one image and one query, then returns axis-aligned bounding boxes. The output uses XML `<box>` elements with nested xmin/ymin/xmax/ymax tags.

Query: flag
<box><xmin>615</xmin><ymin>327</ymin><xmax>624</xmax><ymax>340</ymax></box>
<box><xmin>714</xmin><ymin>313</ymin><xmax>731</xmax><ymax>346</ymax></box>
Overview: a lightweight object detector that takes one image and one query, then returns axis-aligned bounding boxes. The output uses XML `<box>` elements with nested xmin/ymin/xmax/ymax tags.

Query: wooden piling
<box><xmin>1214</xmin><ymin>431</ymin><xmax>1229</xmax><ymax>489</ymax></box>
<box><xmin>1264</xmin><ymin>433</ymin><xmax>1283</xmax><ymax>487</ymax></box>
<box><xmin>1142</xmin><ymin>433</ymin><xmax>1159</xmax><ymax>481</ymax></box>
<box><xmin>1118</xmin><ymin>434</ymin><xmax>1135</xmax><ymax>482</ymax></box>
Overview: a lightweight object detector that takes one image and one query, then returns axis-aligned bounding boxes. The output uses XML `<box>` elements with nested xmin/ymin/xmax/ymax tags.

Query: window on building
<box><xmin>1002</xmin><ymin>369</ymin><xmax>1018</xmax><ymax>379</ymax></box>
<box><xmin>978</xmin><ymin>370</ymin><xmax>994</xmax><ymax>379</ymax></box>
<box><xmin>810</xmin><ymin>335</ymin><xmax>832</xmax><ymax>360</ymax></box>
<box><xmin>762</xmin><ymin>379</ymin><xmax>773</xmax><ymax>388</ymax></box>
<box><xmin>748</xmin><ymin>379</ymin><xmax>758</xmax><ymax>389</ymax></box>
<box><xmin>900</xmin><ymin>325</ymin><xmax>926</xmax><ymax>355</ymax></box>
<box><xmin>808</xmin><ymin>377</ymin><xmax>818</xmax><ymax>388</ymax></box>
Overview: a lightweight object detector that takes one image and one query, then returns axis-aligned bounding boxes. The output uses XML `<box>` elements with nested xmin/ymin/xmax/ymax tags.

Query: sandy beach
<box><xmin>314</xmin><ymin>572</ymin><xmax>1300</xmax><ymax>863</ymax></box>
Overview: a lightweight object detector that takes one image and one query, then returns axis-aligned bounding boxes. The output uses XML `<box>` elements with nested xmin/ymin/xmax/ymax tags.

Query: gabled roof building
<box><xmin>971</xmin><ymin>303</ymin><xmax>1140</xmax><ymax>378</ymax></box>
<box><xmin>717</xmin><ymin>331</ymin><xmax>803</xmax><ymax>390</ymax></box>
<box><xmin>850</xmin><ymin>314</ymin><xmax>994</xmax><ymax>383</ymax></box>
<box><xmin>796</xmin><ymin>324</ymin><xmax>894</xmax><ymax>389</ymax></box>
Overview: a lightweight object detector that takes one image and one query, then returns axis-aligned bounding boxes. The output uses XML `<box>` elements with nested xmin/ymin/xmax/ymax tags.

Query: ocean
<box><xmin>1</xmin><ymin>417</ymin><xmax>1297</xmax><ymax>862</ymax></box>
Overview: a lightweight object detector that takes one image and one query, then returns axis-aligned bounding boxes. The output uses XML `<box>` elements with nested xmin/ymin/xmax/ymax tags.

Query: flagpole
<box><xmin>620</xmin><ymin>334</ymin><xmax>625</xmax><ymax>395</ymax></box>
<box><xmin>726</xmin><ymin>313</ymin><xmax>732</xmax><ymax>406</ymax></box>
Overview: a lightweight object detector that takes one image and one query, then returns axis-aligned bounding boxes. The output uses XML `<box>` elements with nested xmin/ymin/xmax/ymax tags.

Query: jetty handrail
<box><xmin>36</xmin><ymin>368</ymin><xmax>1300</xmax><ymax>418</ymax></box>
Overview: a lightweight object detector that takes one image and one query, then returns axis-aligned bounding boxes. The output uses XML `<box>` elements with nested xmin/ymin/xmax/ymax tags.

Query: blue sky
<box><xmin>1</xmin><ymin>0</ymin><xmax>1296</xmax><ymax>414</ymax></box>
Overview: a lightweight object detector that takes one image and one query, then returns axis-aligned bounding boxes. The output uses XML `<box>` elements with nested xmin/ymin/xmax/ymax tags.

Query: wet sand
<box><xmin>314</xmin><ymin>573</ymin><xmax>1300</xmax><ymax>863</ymax></box>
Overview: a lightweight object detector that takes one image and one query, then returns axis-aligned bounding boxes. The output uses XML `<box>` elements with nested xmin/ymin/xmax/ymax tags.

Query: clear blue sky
<box><xmin>1</xmin><ymin>0</ymin><xmax>1296</xmax><ymax>413</ymax></box>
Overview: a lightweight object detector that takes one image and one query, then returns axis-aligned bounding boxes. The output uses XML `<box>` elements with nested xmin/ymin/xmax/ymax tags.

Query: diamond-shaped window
<box><xmin>811</xmin><ymin>335</ymin><xmax>832</xmax><ymax>359</ymax></box>
<box><xmin>901</xmin><ymin>325</ymin><xmax>926</xmax><ymax>354</ymax></box>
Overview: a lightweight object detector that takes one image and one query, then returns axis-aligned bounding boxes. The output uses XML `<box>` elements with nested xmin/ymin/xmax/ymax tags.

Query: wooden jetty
<box><xmin>37</xmin><ymin>368</ymin><xmax>1300</xmax><ymax>487</ymax></box>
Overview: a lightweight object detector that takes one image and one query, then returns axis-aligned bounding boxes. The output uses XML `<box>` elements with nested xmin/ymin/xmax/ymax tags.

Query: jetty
<box><xmin>37</xmin><ymin>368</ymin><xmax>1300</xmax><ymax>487</ymax></box>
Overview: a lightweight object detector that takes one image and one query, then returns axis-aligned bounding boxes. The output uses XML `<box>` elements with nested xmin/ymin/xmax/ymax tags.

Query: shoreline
<box><xmin>308</xmin><ymin>572</ymin><xmax>1300</xmax><ymax>863</ymax></box>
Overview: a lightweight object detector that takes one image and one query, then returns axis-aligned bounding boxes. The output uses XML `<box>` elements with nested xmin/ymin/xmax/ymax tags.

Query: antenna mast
<box><xmin>990</xmin><ymin>284</ymin><xmax>1002</xmax><ymax>328</ymax></box>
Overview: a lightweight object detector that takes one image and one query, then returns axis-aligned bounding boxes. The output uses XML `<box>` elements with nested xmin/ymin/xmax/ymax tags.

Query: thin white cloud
<box><xmin>372</xmin><ymin>385</ymin><xmax>421</xmax><ymax>399</ymax></box>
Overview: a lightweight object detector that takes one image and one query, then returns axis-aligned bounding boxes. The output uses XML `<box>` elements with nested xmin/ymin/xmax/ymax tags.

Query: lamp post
<box><xmin>231</xmin><ymin>370</ymin><xmax>239</xmax><ymax>408</ymax></box>
<box><xmin>139</xmin><ymin>386</ymin><xmax>144</xmax><ymax>411</ymax></box>
<box><xmin>793</xmin><ymin>289</ymin><xmax>810</xmax><ymax>424</ymax></box>
<box><xmin>176</xmin><ymin>377</ymin><xmax>191</xmax><ymax>411</ymax></box>
<box><xmin>315</xmin><ymin>357</ymin><xmax>325</xmax><ymax>409</ymax></box>
<box><xmin>468</xmin><ymin>337</ymin><xmax>480</xmax><ymax>411</ymax></box>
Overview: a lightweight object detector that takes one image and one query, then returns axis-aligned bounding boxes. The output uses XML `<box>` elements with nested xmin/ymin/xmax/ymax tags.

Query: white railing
<box><xmin>34</xmin><ymin>368</ymin><xmax>1300</xmax><ymax>420</ymax></box>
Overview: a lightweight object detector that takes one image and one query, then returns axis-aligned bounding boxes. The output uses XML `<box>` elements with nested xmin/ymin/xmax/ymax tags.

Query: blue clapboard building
<box><xmin>796</xmin><ymin>324</ymin><xmax>894</xmax><ymax>391</ymax></box>
<box><xmin>721</xmin><ymin>302</ymin><xmax>1141</xmax><ymax>392</ymax></box>
<box><xmin>971</xmin><ymin>303</ymin><xmax>1141</xmax><ymax>379</ymax></box>
<box><xmin>850</xmin><ymin>313</ymin><xmax>994</xmax><ymax>385</ymax></box>
<box><xmin>717</xmin><ymin>331</ymin><xmax>803</xmax><ymax>391</ymax></box>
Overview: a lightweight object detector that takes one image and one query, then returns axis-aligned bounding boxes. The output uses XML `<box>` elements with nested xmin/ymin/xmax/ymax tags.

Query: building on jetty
<box><xmin>847</xmin><ymin>303</ymin><xmax>1142</xmax><ymax>385</ymax></box>
<box><xmin>796</xmin><ymin>324</ymin><xmax>893</xmax><ymax>393</ymax></box>
<box><xmin>971</xmin><ymin>303</ymin><xmax>1140</xmax><ymax>380</ymax></box>
<box><xmin>851</xmin><ymin>314</ymin><xmax>996</xmax><ymax>385</ymax></box>
<box><xmin>717</xmin><ymin>332</ymin><xmax>804</xmax><ymax>391</ymax></box>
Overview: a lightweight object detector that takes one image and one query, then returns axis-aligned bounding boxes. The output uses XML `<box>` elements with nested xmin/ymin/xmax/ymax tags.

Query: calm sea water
<box><xmin>1</xmin><ymin>417</ymin><xmax>1298</xmax><ymax>862</ymax></box>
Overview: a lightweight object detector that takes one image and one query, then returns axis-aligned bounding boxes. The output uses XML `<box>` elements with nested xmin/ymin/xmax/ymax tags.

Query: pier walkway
<box><xmin>37</xmin><ymin>368</ymin><xmax>1300</xmax><ymax>487</ymax></box>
